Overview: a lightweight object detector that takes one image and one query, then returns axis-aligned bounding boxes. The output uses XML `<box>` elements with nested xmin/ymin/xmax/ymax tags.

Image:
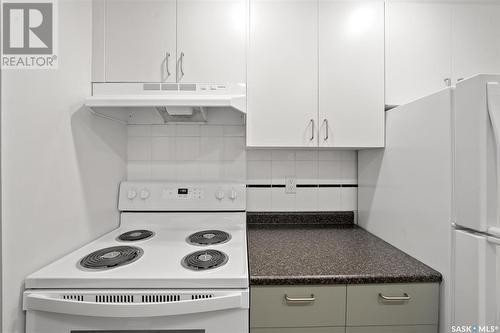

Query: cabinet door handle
<box><xmin>323</xmin><ymin>119</ymin><xmax>329</xmax><ymax>141</ymax></box>
<box><xmin>378</xmin><ymin>293</ymin><xmax>411</xmax><ymax>302</ymax></box>
<box><xmin>310</xmin><ymin>119</ymin><xmax>315</xmax><ymax>141</ymax></box>
<box><xmin>165</xmin><ymin>52</ymin><xmax>171</xmax><ymax>77</ymax></box>
<box><xmin>179</xmin><ymin>52</ymin><xmax>185</xmax><ymax>80</ymax></box>
<box><xmin>285</xmin><ymin>294</ymin><xmax>315</xmax><ymax>304</ymax></box>
<box><xmin>444</xmin><ymin>78</ymin><xmax>451</xmax><ymax>87</ymax></box>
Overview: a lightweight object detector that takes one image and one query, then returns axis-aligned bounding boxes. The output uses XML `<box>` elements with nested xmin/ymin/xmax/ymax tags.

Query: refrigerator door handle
<box><xmin>487</xmin><ymin>82</ymin><xmax>500</xmax><ymax>230</ymax></box>
<box><xmin>486</xmin><ymin>235</ymin><xmax>500</xmax><ymax>246</ymax></box>
<box><xmin>487</xmin><ymin>226</ymin><xmax>500</xmax><ymax>238</ymax></box>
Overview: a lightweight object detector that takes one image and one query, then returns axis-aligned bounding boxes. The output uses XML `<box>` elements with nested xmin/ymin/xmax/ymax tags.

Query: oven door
<box><xmin>23</xmin><ymin>289</ymin><xmax>249</xmax><ymax>333</ymax></box>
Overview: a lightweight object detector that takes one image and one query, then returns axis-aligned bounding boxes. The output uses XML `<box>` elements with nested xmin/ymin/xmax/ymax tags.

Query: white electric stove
<box><xmin>23</xmin><ymin>182</ymin><xmax>249</xmax><ymax>333</ymax></box>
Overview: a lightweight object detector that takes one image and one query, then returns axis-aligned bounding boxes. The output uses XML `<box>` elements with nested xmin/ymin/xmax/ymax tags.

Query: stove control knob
<box><xmin>127</xmin><ymin>189</ymin><xmax>137</xmax><ymax>200</ymax></box>
<box><xmin>140</xmin><ymin>189</ymin><xmax>150</xmax><ymax>200</ymax></box>
<box><xmin>215</xmin><ymin>190</ymin><xmax>225</xmax><ymax>200</ymax></box>
<box><xmin>229</xmin><ymin>189</ymin><xmax>237</xmax><ymax>201</ymax></box>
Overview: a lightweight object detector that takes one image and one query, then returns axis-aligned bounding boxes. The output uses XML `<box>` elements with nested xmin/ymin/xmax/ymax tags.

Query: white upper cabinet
<box><xmin>177</xmin><ymin>0</ymin><xmax>246</xmax><ymax>83</ymax></box>
<box><xmin>248</xmin><ymin>0</ymin><xmax>384</xmax><ymax>148</ymax></box>
<box><xmin>104</xmin><ymin>0</ymin><xmax>177</xmax><ymax>82</ymax></box>
<box><xmin>98</xmin><ymin>0</ymin><xmax>246</xmax><ymax>83</ymax></box>
<box><xmin>247</xmin><ymin>0</ymin><xmax>318</xmax><ymax>147</ymax></box>
<box><xmin>385</xmin><ymin>2</ymin><xmax>452</xmax><ymax>106</ymax></box>
<box><xmin>386</xmin><ymin>2</ymin><xmax>500</xmax><ymax>106</ymax></box>
<box><xmin>451</xmin><ymin>3</ymin><xmax>500</xmax><ymax>83</ymax></box>
<box><xmin>319</xmin><ymin>1</ymin><xmax>384</xmax><ymax>148</ymax></box>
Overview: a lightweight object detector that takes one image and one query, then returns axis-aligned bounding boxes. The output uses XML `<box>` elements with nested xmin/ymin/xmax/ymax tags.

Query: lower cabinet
<box><xmin>250</xmin><ymin>285</ymin><xmax>346</xmax><ymax>328</ymax></box>
<box><xmin>346</xmin><ymin>326</ymin><xmax>437</xmax><ymax>333</ymax></box>
<box><xmin>346</xmin><ymin>283</ymin><xmax>439</xmax><ymax>326</ymax></box>
<box><xmin>250</xmin><ymin>283</ymin><xmax>439</xmax><ymax>333</ymax></box>
<box><xmin>252</xmin><ymin>328</ymin><xmax>345</xmax><ymax>333</ymax></box>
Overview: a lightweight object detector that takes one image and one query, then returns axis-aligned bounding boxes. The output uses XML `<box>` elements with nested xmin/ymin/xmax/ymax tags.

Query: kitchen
<box><xmin>1</xmin><ymin>0</ymin><xmax>499</xmax><ymax>333</ymax></box>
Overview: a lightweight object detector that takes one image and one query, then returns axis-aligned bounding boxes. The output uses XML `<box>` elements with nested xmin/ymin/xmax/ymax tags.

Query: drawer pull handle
<box><xmin>378</xmin><ymin>293</ymin><xmax>411</xmax><ymax>302</ymax></box>
<box><xmin>284</xmin><ymin>294</ymin><xmax>315</xmax><ymax>304</ymax></box>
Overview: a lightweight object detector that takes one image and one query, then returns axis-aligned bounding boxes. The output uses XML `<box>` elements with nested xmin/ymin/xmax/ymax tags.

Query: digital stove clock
<box><xmin>162</xmin><ymin>187</ymin><xmax>204</xmax><ymax>200</ymax></box>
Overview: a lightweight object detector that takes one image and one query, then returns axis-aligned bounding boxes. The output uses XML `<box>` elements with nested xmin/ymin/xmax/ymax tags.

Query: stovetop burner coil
<box><xmin>79</xmin><ymin>246</ymin><xmax>143</xmax><ymax>270</ymax></box>
<box><xmin>182</xmin><ymin>249</ymin><xmax>228</xmax><ymax>271</ymax></box>
<box><xmin>187</xmin><ymin>230</ymin><xmax>230</xmax><ymax>246</ymax></box>
<box><xmin>118</xmin><ymin>229</ymin><xmax>154</xmax><ymax>242</ymax></box>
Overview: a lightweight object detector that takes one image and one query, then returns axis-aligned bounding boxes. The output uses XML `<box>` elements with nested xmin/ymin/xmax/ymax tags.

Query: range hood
<box><xmin>85</xmin><ymin>82</ymin><xmax>246</xmax><ymax>124</ymax></box>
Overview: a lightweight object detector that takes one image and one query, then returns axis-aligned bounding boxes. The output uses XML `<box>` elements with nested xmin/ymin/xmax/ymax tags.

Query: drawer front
<box><xmin>250</xmin><ymin>286</ymin><xmax>346</xmax><ymax>328</ymax></box>
<box><xmin>347</xmin><ymin>325</ymin><xmax>437</xmax><ymax>333</ymax></box>
<box><xmin>252</xmin><ymin>328</ymin><xmax>345</xmax><ymax>333</ymax></box>
<box><xmin>346</xmin><ymin>283</ymin><xmax>439</xmax><ymax>326</ymax></box>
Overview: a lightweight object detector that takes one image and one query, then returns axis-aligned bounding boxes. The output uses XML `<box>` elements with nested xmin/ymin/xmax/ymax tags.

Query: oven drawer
<box><xmin>250</xmin><ymin>286</ymin><xmax>346</xmax><ymax>328</ymax></box>
<box><xmin>24</xmin><ymin>289</ymin><xmax>249</xmax><ymax>333</ymax></box>
<box><xmin>252</xmin><ymin>328</ymin><xmax>345</xmax><ymax>333</ymax></box>
<box><xmin>346</xmin><ymin>283</ymin><xmax>439</xmax><ymax>326</ymax></box>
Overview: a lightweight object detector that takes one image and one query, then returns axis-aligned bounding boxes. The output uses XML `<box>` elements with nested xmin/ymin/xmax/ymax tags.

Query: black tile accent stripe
<box><xmin>246</xmin><ymin>184</ymin><xmax>358</xmax><ymax>188</ymax></box>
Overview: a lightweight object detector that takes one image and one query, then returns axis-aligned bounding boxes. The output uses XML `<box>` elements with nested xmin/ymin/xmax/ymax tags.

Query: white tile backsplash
<box><xmin>295</xmin><ymin>160</ymin><xmax>318</xmax><ymax>184</ymax></box>
<box><xmin>271</xmin><ymin>188</ymin><xmax>296</xmax><ymax>211</ymax></box>
<box><xmin>127</xmin><ymin>137</ymin><xmax>151</xmax><ymax>161</ymax></box>
<box><xmin>318</xmin><ymin>160</ymin><xmax>343</xmax><ymax>183</ymax></box>
<box><xmin>247</xmin><ymin>188</ymin><xmax>272</xmax><ymax>211</ymax></box>
<box><xmin>127</xmin><ymin>124</ymin><xmax>358</xmax><ymax>213</ymax></box>
<box><xmin>199</xmin><ymin>137</ymin><xmax>224</xmax><ymax>161</ymax></box>
<box><xmin>200</xmin><ymin>125</ymin><xmax>224</xmax><ymax>137</ymax></box>
<box><xmin>127</xmin><ymin>125</ymin><xmax>151</xmax><ymax>137</ymax></box>
<box><xmin>342</xmin><ymin>187</ymin><xmax>358</xmax><ymax>211</ymax></box>
<box><xmin>271</xmin><ymin>160</ymin><xmax>295</xmax><ymax>184</ymax></box>
<box><xmin>296</xmin><ymin>188</ymin><xmax>319</xmax><ymax>211</ymax></box>
<box><xmin>223</xmin><ymin>137</ymin><xmax>246</xmax><ymax>161</ymax></box>
<box><xmin>128</xmin><ymin>124</ymin><xmax>246</xmax><ymax>182</ymax></box>
<box><xmin>150</xmin><ymin>161</ymin><xmax>176</xmax><ymax>180</ymax></box>
<box><xmin>151</xmin><ymin>137</ymin><xmax>175</xmax><ymax>161</ymax></box>
<box><xmin>127</xmin><ymin>161</ymin><xmax>151</xmax><ymax>180</ymax></box>
<box><xmin>247</xmin><ymin>160</ymin><xmax>272</xmax><ymax>184</ymax></box>
<box><xmin>175</xmin><ymin>124</ymin><xmax>200</xmax><ymax>137</ymax></box>
<box><xmin>151</xmin><ymin>124</ymin><xmax>175</xmax><ymax>136</ymax></box>
<box><xmin>318</xmin><ymin>187</ymin><xmax>342</xmax><ymax>211</ymax></box>
<box><xmin>223</xmin><ymin>125</ymin><xmax>246</xmax><ymax>137</ymax></box>
<box><xmin>175</xmin><ymin>137</ymin><xmax>200</xmax><ymax>161</ymax></box>
<box><xmin>247</xmin><ymin>147</ymin><xmax>358</xmax><ymax>212</ymax></box>
<box><xmin>247</xmin><ymin>149</ymin><xmax>272</xmax><ymax>161</ymax></box>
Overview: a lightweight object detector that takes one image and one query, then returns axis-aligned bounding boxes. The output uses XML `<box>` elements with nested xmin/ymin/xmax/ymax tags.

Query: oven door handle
<box><xmin>24</xmin><ymin>292</ymin><xmax>247</xmax><ymax>317</ymax></box>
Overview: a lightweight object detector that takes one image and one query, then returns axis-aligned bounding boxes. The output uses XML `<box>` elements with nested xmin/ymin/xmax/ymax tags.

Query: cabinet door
<box><xmin>452</xmin><ymin>3</ymin><xmax>500</xmax><ymax>84</ymax></box>
<box><xmin>386</xmin><ymin>2</ymin><xmax>452</xmax><ymax>106</ymax></box>
<box><xmin>177</xmin><ymin>0</ymin><xmax>246</xmax><ymax>83</ymax></box>
<box><xmin>105</xmin><ymin>0</ymin><xmax>176</xmax><ymax>82</ymax></box>
<box><xmin>247</xmin><ymin>0</ymin><xmax>318</xmax><ymax>147</ymax></box>
<box><xmin>319</xmin><ymin>1</ymin><xmax>384</xmax><ymax>148</ymax></box>
<box><xmin>250</xmin><ymin>286</ymin><xmax>346</xmax><ymax>328</ymax></box>
<box><xmin>346</xmin><ymin>283</ymin><xmax>439</xmax><ymax>326</ymax></box>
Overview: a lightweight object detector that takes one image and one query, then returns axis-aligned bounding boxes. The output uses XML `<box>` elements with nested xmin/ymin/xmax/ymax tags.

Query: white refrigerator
<box><xmin>358</xmin><ymin>74</ymin><xmax>500</xmax><ymax>332</ymax></box>
<box><xmin>453</xmin><ymin>74</ymin><xmax>500</xmax><ymax>327</ymax></box>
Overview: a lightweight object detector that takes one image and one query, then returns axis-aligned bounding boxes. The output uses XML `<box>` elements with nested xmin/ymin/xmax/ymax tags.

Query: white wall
<box><xmin>358</xmin><ymin>89</ymin><xmax>453</xmax><ymax>333</ymax></box>
<box><xmin>126</xmin><ymin>115</ymin><xmax>358</xmax><ymax>212</ymax></box>
<box><xmin>1</xmin><ymin>1</ymin><xmax>127</xmax><ymax>333</ymax></box>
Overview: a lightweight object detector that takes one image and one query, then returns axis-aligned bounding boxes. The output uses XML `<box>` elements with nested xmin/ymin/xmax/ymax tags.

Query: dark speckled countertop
<box><xmin>247</xmin><ymin>212</ymin><xmax>442</xmax><ymax>285</ymax></box>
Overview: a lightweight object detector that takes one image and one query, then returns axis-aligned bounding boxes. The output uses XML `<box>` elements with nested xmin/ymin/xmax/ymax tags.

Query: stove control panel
<box><xmin>118</xmin><ymin>182</ymin><xmax>246</xmax><ymax>211</ymax></box>
<box><xmin>162</xmin><ymin>187</ymin><xmax>205</xmax><ymax>200</ymax></box>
